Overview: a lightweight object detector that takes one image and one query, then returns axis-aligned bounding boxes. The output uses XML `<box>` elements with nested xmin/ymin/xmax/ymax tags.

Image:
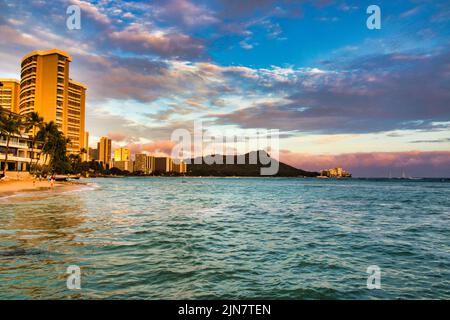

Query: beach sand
<box><xmin>0</xmin><ymin>177</ymin><xmax>86</xmax><ymax>198</ymax></box>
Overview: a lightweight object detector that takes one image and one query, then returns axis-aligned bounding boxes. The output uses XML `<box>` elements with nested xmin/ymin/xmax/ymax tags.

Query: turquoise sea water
<box><xmin>0</xmin><ymin>177</ymin><xmax>449</xmax><ymax>299</ymax></box>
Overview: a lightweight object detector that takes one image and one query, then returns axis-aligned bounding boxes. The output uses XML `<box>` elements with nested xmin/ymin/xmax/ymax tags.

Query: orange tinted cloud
<box><xmin>124</xmin><ymin>140</ymin><xmax>177</xmax><ymax>157</ymax></box>
<box><xmin>108</xmin><ymin>132</ymin><xmax>128</xmax><ymax>142</ymax></box>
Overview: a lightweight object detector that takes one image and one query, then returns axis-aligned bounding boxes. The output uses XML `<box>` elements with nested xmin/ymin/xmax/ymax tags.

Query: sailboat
<box><xmin>400</xmin><ymin>169</ymin><xmax>420</xmax><ymax>180</ymax></box>
<box><xmin>401</xmin><ymin>169</ymin><xmax>406</xmax><ymax>179</ymax></box>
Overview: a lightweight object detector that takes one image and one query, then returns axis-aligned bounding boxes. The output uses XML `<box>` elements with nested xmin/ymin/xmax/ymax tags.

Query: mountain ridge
<box><xmin>186</xmin><ymin>150</ymin><xmax>319</xmax><ymax>177</ymax></box>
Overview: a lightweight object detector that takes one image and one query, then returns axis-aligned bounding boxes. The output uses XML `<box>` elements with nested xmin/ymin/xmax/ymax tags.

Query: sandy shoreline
<box><xmin>0</xmin><ymin>178</ymin><xmax>87</xmax><ymax>198</ymax></box>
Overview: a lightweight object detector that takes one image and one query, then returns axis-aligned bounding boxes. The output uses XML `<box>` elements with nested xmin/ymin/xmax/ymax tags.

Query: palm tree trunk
<box><xmin>35</xmin><ymin>146</ymin><xmax>43</xmax><ymax>174</ymax></box>
<box><xmin>2</xmin><ymin>134</ymin><xmax>11</xmax><ymax>177</ymax></box>
<box><xmin>43</xmin><ymin>153</ymin><xmax>49</xmax><ymax>174</ymax></box>
<box><xmin>49</xmin><ymin>145</ymin><xmax>58</xmax><ymax>174</ymax></box>
<box><xmin>29</xmin><ymin>139</ymin><xmax>35</xmax><ymax>174</ymax></box>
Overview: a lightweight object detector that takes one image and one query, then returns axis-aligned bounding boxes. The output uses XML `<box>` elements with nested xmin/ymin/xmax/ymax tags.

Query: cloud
<box><xmin>109</xmin><ymin>23</ymin><xmax>205</xmax><ymax>59</ymax></box>
<box><xmin>214</xmin><ymin>50</ymin><xmax>450</xmax><ymax>134</ymax></box>
<box><xmin>1</xmin><ymin>0</ymin><xmax>450</xmax><ymax>179</ymax></box>
<box><xmin>124</xmin><ymin>140</ymin><xmax>177</xmax><ymax>157</ymax></box>
<box><xmin>0</xmin><ymin>11</ymin><xmax>93</xmax><ymax>57</ymax></box>
<box><xmin>409</xmin><ymin>138</ymin><xmax>450</xmax><ymax>144</ymax></box>
<box><xmin>152</xmin><ymin>0</ymin><xmax>219</xmax><ymax>27</ymax></box>
<box><xmin>216</xmin><ymin>0</ymin><xmax>305</xmax><ymax>18</ymax></box>
<box><xmin>239</xmin><ymin>39</ymin><xmax>254</xmax><ymax>50</ymax></box>
<box><xmin>69</xmin><ymin>0</ymin><xmax>111</xmax><ymax>25</ymax></box>
<box><xmin>400</xmin><ymin>6</ymin><xmax>421</xmax><ymax>18</ymax></box>
<box><xmin>74</xmin><ymin>55</ymin><xmax>266</xmax><ymax>106</ymax></box>
<box><xmin>107</xmin><ymin>132</ymin><xmax>129</xmax><ymax>142</ymax></box>
<box><xmin>279</xmin><ymin>150</ymin><xmax>450</xmax><ymax>177</ymax></box>
<box><xmin>0</xmin><ymin>24</ymin><xmax>43</xmax><ymax>48</ymax></box>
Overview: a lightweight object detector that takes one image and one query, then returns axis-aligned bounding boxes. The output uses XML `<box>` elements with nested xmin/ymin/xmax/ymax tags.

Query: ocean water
<box><xmin>0</xmin><ymin>177</ymin><xmax>449</xmax><ymax>299</ymax></box>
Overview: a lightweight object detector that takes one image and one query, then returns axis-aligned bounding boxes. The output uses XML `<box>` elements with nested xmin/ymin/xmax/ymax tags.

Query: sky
<box><xmin>0</xmin><ymin>0</ymin><xmax>449</xmax><ymax>177</ymax></box>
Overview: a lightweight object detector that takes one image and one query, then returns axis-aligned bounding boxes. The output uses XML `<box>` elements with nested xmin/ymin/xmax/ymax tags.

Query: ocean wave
<box><xmin>59</xmin><ymin>182</ymin><xmax>101</xmax><ymax>195</ymax></box>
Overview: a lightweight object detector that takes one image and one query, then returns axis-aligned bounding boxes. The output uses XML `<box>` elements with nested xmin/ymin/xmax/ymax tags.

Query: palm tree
<box><xmin>36</xmin><ymin>121</ymin><xmax>59</xmax><ymax>173</ymax></box>
<box><xmin>24</xmin><ymin>112</ymin><xmax>44</xmax><ymax>174</ymax></box>
<box><xmin>69</xmin><ymin>153</ymin><xmax>82</xmax><ymax>173</ymax></box>
<box><xmin>0</xmin><ymin>111</ymin><xmax>24</xmax><ymax>177</ymax></box>
<box><xmin>49</xmin><ymin>136</ymin><xmax>70</xmax><ymax>174</ymax></box>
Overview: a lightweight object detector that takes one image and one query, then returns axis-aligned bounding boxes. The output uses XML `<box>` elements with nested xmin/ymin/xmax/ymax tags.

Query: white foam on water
<box><xmin>60</xmin><ymin>183</ymin><xmax>101</xmax><ymax>195</ymax></box>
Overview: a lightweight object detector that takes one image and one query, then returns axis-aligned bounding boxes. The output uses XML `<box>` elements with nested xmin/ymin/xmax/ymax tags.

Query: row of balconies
<box><xmin>21</xmin><ymin>73</ymin><xmax>36</xmax><ymax>83</ymax></box>
<box><xmin>0</xmin><ymin>154</ymin><xmax>32</xmax><ymax>163</ymax></box>
<box><xmin>21</xmin><ymin>67</ymin><xmax>37</xmax><ymax>78</ymax></box>
<box><xmin>20</xmin><ymin>59</ymin><xmax>37</xmax><ymax>69</ymax></box>
<box><xmin>0</xmin><ymin>139</ymin><xmax>30</xmax><ymax>149</ymax></box>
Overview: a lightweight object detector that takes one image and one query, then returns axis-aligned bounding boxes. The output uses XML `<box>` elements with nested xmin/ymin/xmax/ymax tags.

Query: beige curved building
<box><xmin>19</xmin><ymin>49</ymin><xmax>87</xmax><ymax>156</ymax></box>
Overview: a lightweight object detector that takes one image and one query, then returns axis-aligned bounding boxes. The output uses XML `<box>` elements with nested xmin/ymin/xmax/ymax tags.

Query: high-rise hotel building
<box><xmin>67</xmin><ymin>79</ymin><xmax>87</xmax><ymax>155</ymax></box>
<box><xmin>135</xmin><ymin>154</ymin><xmax>155</xmax><ymax>174</ymax></box>
<box><xmin>0</xmin><ymin>79</ymin><xmax>20</xmax><ymax>112</ymax></box>
<box><xmin>19</xmin><ymin>49</ymin><xmax>87</xmax><ymax>155</ymax></box>
<box><xmin>98</xmin><ymin>137</ymin><xmax>112</xmax><ymax>168</ymax></box>
<box><xmin>114</xmin><ymin>148</ymin><xmax>131</xmax><ymax>162</ymax></box>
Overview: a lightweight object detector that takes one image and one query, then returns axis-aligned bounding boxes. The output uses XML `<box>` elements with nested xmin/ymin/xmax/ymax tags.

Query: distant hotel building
<box><xmin>108</xmin><ymin>152</ymin><xmax>185</xmax><ymax>175</ymax></box>
<box><xmin>113</xmin><ymin>160</ymin><xmax>134</xmax><ymax>173</ymax></box>
<box><xmin>0</xmin><ymin>79</ymin><xmax>20</xmax><ymax>112</ymax></box>
<box><xmin>112</xmin><ymin>148</ymin><xmax>133</xmax><ymax>172</ymax></box>
<box><xmin>88</xmin><ymin>147</ymin><xmax>99</xmax><ymax>161</ymax></box>
<box><xmin>97</xmin><ymin>137</ymin><xmax>112</xmax><ymax>168</ymax></box>
<box><xmin>320</xmin><ymin>167</ymin><xmax>351</xmax><ymax>178</ymax></box>
<box><xmin>134</xmin><ymin>154</ymin><xmax>155</xmax><ymax>174</ymax></box>
<box><xmin>114</xmin><ymin>148</ymin><xmax>130</xmax><ymax>161</ymax></box>
<box><xmin>173</xmin><ymin>160</ymin><xmax>187</xmax><ymax>174</ymax></box>
<box><xmin>154</xmin><ymin>157</ymin><xmax>186</xmax><ymax>174</ymax></box>
<box><xmin>155</xmin><ymin>157</ymin><xmax>173</xmax><ymax>173</ymax></box>
<box><xmin>67</xmin><ymin>79</ymin><xmax>87</xmax><ymax>156</ymax></box>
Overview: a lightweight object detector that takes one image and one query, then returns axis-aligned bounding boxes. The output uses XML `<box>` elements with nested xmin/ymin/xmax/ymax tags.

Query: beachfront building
<box><xmin>134</xmin><ymin>154</ymin><xmax>155</xmax><ymax>174</ymax></box>
<box><xmin>320</xmin><ymin>167</ymin><xmax>351</xmax><ymax>178</ymax></box>
<box><xmin>114</xmin><ymin>148</ymin><xmax>131</xmax><ymax>161</ymax></box>
<box><xmin>155</xmin><ymin>157</ymin><xmax>173</xmax><ymax>173</ymax></box>
<box><xmin>89</xmin><ymin>147</ymin><xmax>99</xmax><ymax>161</ymax></box>
<box><xmin>0</xmin><ymin>79</ymin><xmax>20</xmax><ymax>112</ymax></box>
<box><xmin>97</xmin><ymin>137</ymin><xmax>112</xmax><ymax>169</ymax></box>
<box><xmin>19</xmin><ymin>49</ymin><xmax>87</xmax><ymax>157</ymax></box>
<box><xmin>112</xmin><ymin>160</ymin><xmax>134</xmax><ymax>173</ymax></box>
<box><xmin>173</xmin><ymin>160</ymin><xmax>187</xmax><ymax>174</ymax></box>
<box><xmin>0</xmin><ymin>132</ymin><xmax>42</xmax><ymax>172</ymax></box>
<box><xmin>66</xmin><ymin>80</ymin><xmax>87</xmax><ymax>156</ymax></box>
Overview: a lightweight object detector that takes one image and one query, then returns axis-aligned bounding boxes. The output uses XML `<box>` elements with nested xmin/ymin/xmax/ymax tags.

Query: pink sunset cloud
<box><xmin>279</xmin><ymin>150</ymin><xmax>450</xmax><ymax>177</ymax></box>
<box><xmin>123</xmin><ymin>140</ymin><xmax>177</xmax><ymax>157</ymax></box>
<box><xmin>108</xmin><ymin>132</ymin><xmax>129</xmax><ymax>142</ymax></box>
